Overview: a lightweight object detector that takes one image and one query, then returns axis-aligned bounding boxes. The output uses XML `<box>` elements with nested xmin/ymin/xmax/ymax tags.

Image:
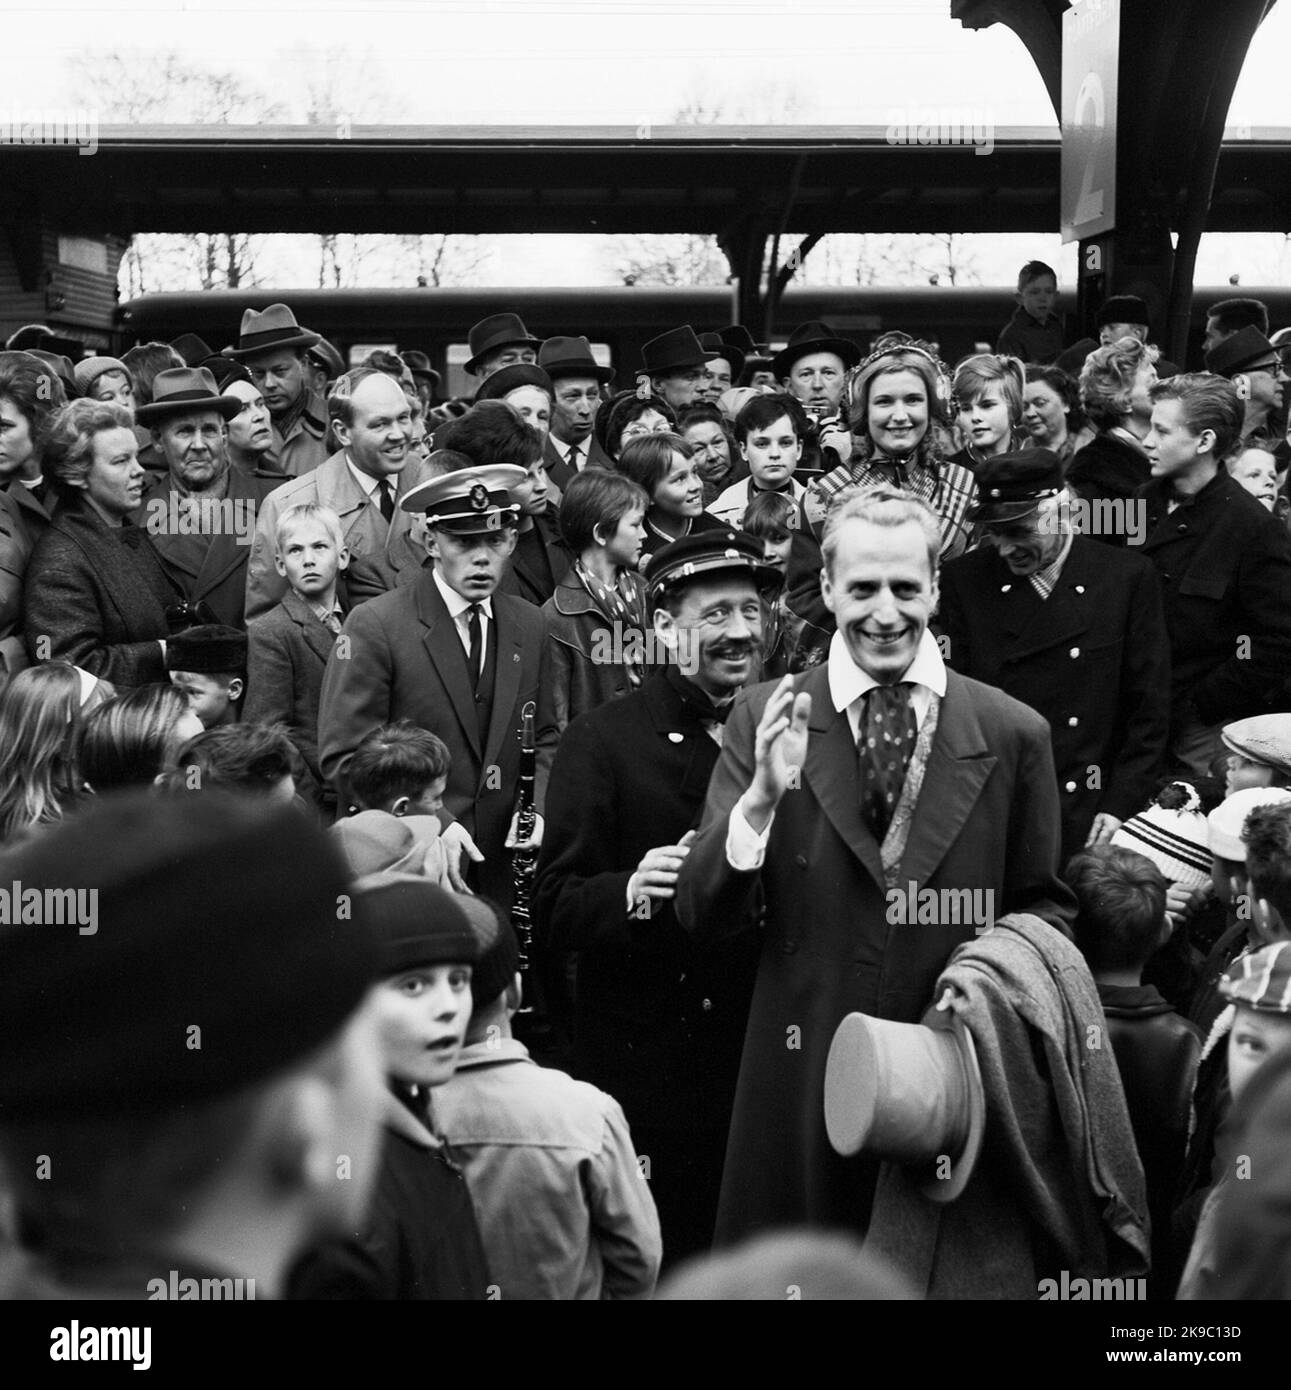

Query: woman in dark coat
<box><xmin>23</xmin><ymin>399</ymin><xmax>181</xmax><ymax>687</ymax></box>
<box><xmin>541</xmin><ymin>469</ymin><xmax>652</xmax><ymax>736</ymax></box>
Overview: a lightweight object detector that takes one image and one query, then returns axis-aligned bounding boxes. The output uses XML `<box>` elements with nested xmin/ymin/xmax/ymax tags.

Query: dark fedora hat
<box><xmin>641</xmin><ymin>325</ymin><xmax>716</xmax><ymax>377</ymax></box>
<box><xmin>464</xmin><ymin>313</ymin><xmax>541</xmax><ymax>376</ymax></box>
<box><xmin>1205</xmin><ymin>325</ymin><xmax>1282</xmax><ymax>378</ymax></box>
<box><xmin>644</xmin><ymin>529</ymin><xmax>781</xmax><ymax>601</ymax></box>
<box><xmin>475</xmin><ymin>363</ymin><xmax>554</xmax><ymax>403</ymax></box>
<box><xmin>698</xmin><ymin>332</ymin><xmax>746</xmax><ymax>383</ymax></box>
<box><xmin>170</xmin><ymin>333</ymin><xmax>217</xmax><ymax>368</ymax></box>
<box><xmin>224</xmin><ymin>303</ymin><xmax>321</xmax><ymax>360</ymax></box>
<box><xmin>824</xmin><ymin>1001</ymin><xmax>986</xmax><ymax>1204</ymax></box>
<box><xmin>402</xmin><ymin>350</ymin><xmax>441</xmax><ymax>388</ymax></box>
<box><xmin>771</xmin><ymin>321</ymin><xmax>861</xmax><ymax>379</ymax></box>
<box><xmin>968</xmin><ymin>448</ymin><xmax>1065</xmax><ymax>524</ymax></box>
<box><xmin>538</xmin><ymin>335</ymin><xmax>614</xmax><ymax>384</ymax></box>
<box><xmin>135</xmin><ymin>366</ymin><xmax>241</xmax><ymax>425</ymax></box>
<box><xmin>304</xmin><ymin>333</ymin><xmax>346</xmax><ymax>381</ymax></box>
<box><xmin>720</xmin><ymin>323</ymin><xmax>770</xmax><ymax>357</ymax></box>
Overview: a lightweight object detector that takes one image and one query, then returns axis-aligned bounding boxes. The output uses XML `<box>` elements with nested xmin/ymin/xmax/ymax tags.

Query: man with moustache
<box><xmin>539</xmin><ymin>336</ymin><xmax>615</xmax><ymax>490</ymax></box>
<box><xmin>138</xmin><ymin>367</ymin><xmax>282</xmax><ymax>630</ymax></box>
<box><xmin>224</xmin><ymin>303</ymin><xmax>329</xmax><ymax>478</ymax></box>
<box><xmin>938</xmin><ymin>450</ymin><xmax>1171</xmax><ymax>863</ymax></box>
<box><xmin>534</xmin><ymin>531</ymin><xmax>770</xmax><ymax>1264</ymax></box>
<box><xmin>246</xmin><ymin>367</ymin><xmax>435</xmax><ymax>620</ymax></box>
<box><xmin>318</xmin><ymin>465</ymin><xmax>555</xmax><ymax>911</ymax></box>
<box><xmin>675</xmin><ymin>487</ymin><xmax>1074</xmax><ymax>1244</ymax></box>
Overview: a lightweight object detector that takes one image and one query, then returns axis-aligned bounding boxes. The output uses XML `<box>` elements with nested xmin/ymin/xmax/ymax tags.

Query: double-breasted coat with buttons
<box><xmin>1135</xmin><ymin>470</ymin><xmax>1291</xmax><ymax>731</ymax></box>
<box><xmin>938</xmin><ymin>535</ymin><xmax>1171</xmax><ymax>860</ymax></box>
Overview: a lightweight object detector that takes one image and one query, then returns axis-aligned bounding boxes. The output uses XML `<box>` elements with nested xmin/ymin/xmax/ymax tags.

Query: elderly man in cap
<box><xmin>775</xmin><ymin>320</ymin><xmax>861</xmax><ymax>476</ymax></box>
<box><xmin>224</xmin><ymin>303</ymin><xmax>329</xmax><ymax>478</ymax></box>
<box><xmin>318</xmin><ymin>464</ymin><xmax>556</xmax><ymax>910</ymax></box>
<box><xmin>640</xmin><ymin>326</ymin><xmax>716</xmax><ymax>416</ymax></box>
<box><xmin>0</xmin><ymin>792</ymin><xmax>386</xmax><ymax>1299</ymax></box>
<box><xmin>534</xmin><ymin>530</ymin><xmax>771</xmax><ymax>1265</ymax></box>
<box><xmin>938</xmin><ymin>449</ymin><xmax>1171</xmax><ymax>863</ymax></box>
<box><xmin>1205</xmin><ymin>325</ymin><xmax>1288</xmax><ymax>445</ymax></box>
<box><xmin>137</xmin><ymin>366</ymin><xmax>282</xmax><ymax>630</ymax></box>
<box><xmin>674</xmin><ymin>486</ymin><xmax>1074</xmax><ymax>1244</ymax></box>
<box><xmin>539</xmin><ymin>336</ymin><xmax>614</xmax><ymax>489</ymax></box>
<box><xmin>246</xmin><ymin>365</ymin><xmax>436</xmax><ymax>620</ymax></box>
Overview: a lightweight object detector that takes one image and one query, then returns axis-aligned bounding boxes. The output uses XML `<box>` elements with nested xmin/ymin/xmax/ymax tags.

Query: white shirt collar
<box><xmin>432</xmin><ymin>566</ymin><xmax>494</xmax><ymax>622</ymax></box>
<box><xmin>346</xmin><ymin>456</ymin><xmax>383</xmax><ymax>497</ymax></box>
<box><xmin>828</xmin><ymin>625</ymin><xmax>947</xmax><ymax>715</ymax></box>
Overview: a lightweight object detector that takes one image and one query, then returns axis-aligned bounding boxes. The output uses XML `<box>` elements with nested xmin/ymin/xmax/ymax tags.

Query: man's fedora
<box><xmin>824</xmin><ymin>999</ymin><xmax>986</xmax><ymax>1204</ymax></box>
<box><xmin>170</xmin><ymin>333</ymin><xmax>217</xmax><ymax>368</ymax></box>
<box><xmin>402</xmin><ymin>350</ymin><xmax>442</xmax><ymax>389</ymax></box>
<box><xmin>135</xmin><ymin>366</ymin><xmax>241</xmax><ymax>425</ymax></box>
<box><xmin>1205</xmin><ymin>325</ymin><xmax>1282</xmax><ymax>379</ymax></box>
<box><xmin>771</xmin><ymin>321</ymin><xmax>861</xmax><ymax>379</ymax></box>
<box><xmin>698</xmin><ymin>332</ymin><xmax>746</xmax><ymax>383</ymax></box>
<box><xmin>641</xmin><ymin>325</ymin><xmax>716</xmax><ymax>377</ymax></box>
<box><xmin>464</xmin><ymin>313</ymin><xmax>541</xmax><ymax>376</ymax></box>
<box><xmin>720</xmin><ymin>323</ymin><xmax>770</xmax><ymax>357</ymax></box>
<box><xmin>538</xmin><ymin>335</ymin><xmax>614</xmax><ymax>384</ymax></box>
<box><xmin>224</xmin><ymin>304</ymin><xmax>321</xmax><ymax>360</ymax></box>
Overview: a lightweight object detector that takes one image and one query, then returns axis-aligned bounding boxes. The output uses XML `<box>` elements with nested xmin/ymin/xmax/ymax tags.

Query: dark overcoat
<box><xmin>1135</xmin><ymin>469</ymin><xmax>1291</xmax><ymax>729</ymax></box>
<box><xmin>674</xmin><ymin>664</ymin><xmax>1075</xmax><ymax>1243</ymax></box>
<box><xmin>543</xmin><ymin>433</ymin><xmax>613</xmax><ymax>491</ymax></box>
<box><xmin>938</xmin><ymin>535</ymin><xmax>1171</xmax><ymax>859</ymax></box>
<box><xmin>22</xmin><ymin>501</ymin><xmax>181</xmax><ymax>687</ymax></box>
<box><xmin>317</xmin><ymin>567</ymin><xmax>556</xmax><ymax>907</ymax></box>
<box><xmin>1065</xmin><ymin>432</ymin><xmax>1150</xmax><ymax>545</ymax></box>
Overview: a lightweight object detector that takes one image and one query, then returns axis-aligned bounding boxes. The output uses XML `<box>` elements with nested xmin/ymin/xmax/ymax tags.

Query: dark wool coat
<box><xmin>317</xmin><ymin>567</ymin><xmax>556</xmax><ymax>909</ymax></box>
<box><xmin>22</xmin><ymin>500</ymin><xmax>181</xmax><ymax>687</ymax></box>
<box><xmin>1065</xmin><ymin>432</ymin><xmax>1151</xmax><ymax>545</ymax></box>
<box><xmin>140</xmin><ymin>466</ymin><xmax>280</xmax><ymax>629</ymax></box>
<box><xmin>543</xmin><ymin>433</ymin><xmax>613</xmax><ymax>491</ymax></box>
<box><xmin>938</xmin><ymin>535</ymin><xmax>1171</xmax><ymax>860</ymax></box>
<box><xmin>0</xmin><ymin>481</ymin><xmax>51</xmax><ymax>673</ymax></box>
<box><xmin>1135</xmin><ymin>469</ymin><xmax>1291</xmax><ymax>729</ymax></box>
<box><xmin>499</xmin><ymin>510</ymin><xmax>572</xmax><ymax>608</ymax></box>
<box><xmin>674</xmin><ymin>665</ymin><xmax>1075</xmax><ymax>1244</ymax></box>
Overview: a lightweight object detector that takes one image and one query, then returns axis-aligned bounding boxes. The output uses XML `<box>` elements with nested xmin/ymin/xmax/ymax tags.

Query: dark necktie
<box><xmin>466</xmin><ymin>603</ymin><xmax>483</xmax><ymax>687</ymax></box>
<box><xmin>377</xmin><ymin>478</ymin><xmax>396</xmax><ymax>525</ymax></box>
<box><xmin>566</xmin><ymin>442</ymin><xmax>581</xmax><ymax>474</ymax></box>
<box><xmin>857</xmin><ymin>682</ymin><xmax>917</xmax><ymax>840</ymax></box>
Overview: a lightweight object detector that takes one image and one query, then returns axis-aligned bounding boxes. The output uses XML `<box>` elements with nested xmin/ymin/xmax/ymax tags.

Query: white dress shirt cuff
<box><xmin>726</xmin><ymin>795</ymin><xmax>774</xmax><ymax>870</ymax></box>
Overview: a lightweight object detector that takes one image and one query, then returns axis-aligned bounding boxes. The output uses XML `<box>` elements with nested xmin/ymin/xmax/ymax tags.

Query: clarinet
<box><xmin>510</xmin><ymin>700</ymin><xmax>538</xmax><ymax>983</ymax></box>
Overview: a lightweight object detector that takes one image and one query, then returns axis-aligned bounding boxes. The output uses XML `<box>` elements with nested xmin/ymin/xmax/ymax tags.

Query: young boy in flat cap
<box><xmin>288</xmin><ymin>872</ymin><xmax>490</xmax><ymax>1300</ymax></box>
<box><xmin>435</xmin><ymin>905</ymin><xmax>662</xmax><ymax>1299</ymax></box>
<box><xmin>0</xmin><ymin>793</ymin><xmax>386</xmax><ymax>1299</ymax></box>
<box><xmin>166</xmin><ymin>622</ymin><xmax>248</xmax><ymax>729</ymax></box>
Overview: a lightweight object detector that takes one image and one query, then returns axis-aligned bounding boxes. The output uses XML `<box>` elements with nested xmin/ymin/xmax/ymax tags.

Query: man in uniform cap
<box><xmin>0</xmin><ymin>793</ymin><xmax>386</xmax><ymax>1299</ymax></box>
<box><xmin>640</xmin><ymin>326</ymin><xmax>717</xmax><ymax>415</ymax></box>
<box><xmin>534</xmin><ymin>530</ymin><xmax>771</xmax><ymax>1264</ymax></box>
<box><xmin>1204</xmin><ymin>325</ymin><xmax>1288</xmax><ymax>444</ymax></box>
<box><xmin>938</xmin><ymin>449</ymin><xmax>1171</xmax><ymax>862</ymax></box>
<box><xmin>674</xmin><ymin>486</ymin><xmax>1073</xmax><ymax>1245</ymax></box>
<box><xmin>539</xmin><ymin>336</ymin><xmax>615</xmax><ymax>490</ymax></box>
<box><xmin>137</xmin><ymin>366</ymin><xmax>283</xmax><ymax>630</ymax></box>
<box><xmin>225</xmin><ymin>303</ymin><xmax>329</xmax><ymax>478</ymax></box>
<box><xmin>319</xmin><ymin>464</ymin><xmax>556</xmax><ymax>910</ymax></box>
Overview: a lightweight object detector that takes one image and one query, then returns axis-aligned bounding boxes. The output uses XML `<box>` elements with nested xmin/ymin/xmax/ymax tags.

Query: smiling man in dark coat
<box><xmin>938</xmin><ymin>450</ymin><xmax>1171</xmax><ymax>863</ymax></box>
<box><xmin>675</xmin><ymin>486</ymin><xmax>1074</xmax><ymax>1245</ymax></box>
<box><xmin>533</xmin><ymin>530</ymin><xmax>768</xmax><ymax>1264</ymax></box>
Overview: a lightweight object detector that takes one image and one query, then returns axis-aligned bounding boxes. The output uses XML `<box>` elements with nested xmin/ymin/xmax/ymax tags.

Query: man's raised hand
<box><xmin>746</xmin><ymin>676</ymin><xmax>811</xmax><ymax>831</ymax></box>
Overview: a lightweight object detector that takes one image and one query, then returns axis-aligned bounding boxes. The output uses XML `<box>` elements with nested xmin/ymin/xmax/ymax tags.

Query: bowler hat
<box><xmin>224</xmin><ymin>303</ymin><xmax>321</xmax><ymax>360</ymax></box>
<box><xmin>1222</xmin><ymin>714</ymin><xmax>1291</xmax><ymax>780</ymax></box>
<box><xmin>645</xmin><ymin>528</ymin><xmax>781</xmax><ymax>600</ymax></box>
<box><xmin>464</xmin><ymin>313</ymin><xmax>541</xmax><ymax>376</ymax></box>
<box><xmin>538</xmin><ymin>335</ymin><xmax>614</xmax><ymax>384</ymax></box>
<box><xmin>135</xmin><ymin>366</ymin><xmax>241</xmax><ymax>425</ymax></box>
<box><xmin>402</xmin><ymin>350</ymin><xmax>441</xmax><ymax>388</ymax></box>
<box><xmin>170</xmin><ymin>333</ymin><xmax>216</xmax><ymax>368</ymax></box>
<box><xmin>1096</xmin><ymin>295</ymin><xmax>1150</xmax><ymax>330</ymax></box>
<box><xmin>698</xmin><ymin>332</ymin><xmax>746</xmax><ymax>383</ymax></box>
<box><xmin>641</xmin><ymin>325</ymin><xmax>715</xmax><ymax>377</ymax></box>
<box><xmin>968</xmin><ymin>449</ymin><xmax>1064</xmax><ymax>524</ymax></box>
<box><xmin>1205</xmin><ymin>325</ymin><xmax>1282</xmax><ymax>378</ymax></box>
<box><xmin>305</xmin><ymin>334</ymin><xmax>346</xmax><ymax>382</ymax></box>
<box><xmin>824</xmin><ymin>999</ymin><xmax>985</xmax><ymax>1204</ymax></box>
<box><xmin>400</xmin><ymin>463</ymin><xmax>524</xmax><ymax>534</ymax></box>
<box><xmin>475</xmin><ymin>363</ymin><xmax>554</xmax><ymax>403</ymax></box>
<box><xmin>771</xmin><ymin>321</ymin><xmax>861</xmax><ymax>379</ymax></box>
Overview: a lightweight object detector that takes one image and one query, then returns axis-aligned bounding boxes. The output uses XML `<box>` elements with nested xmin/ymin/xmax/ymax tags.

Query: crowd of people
<box><xmin>2</xmin><ymin>265</ymin><xmax>1291</xmax><ymax>1301</ymax></box>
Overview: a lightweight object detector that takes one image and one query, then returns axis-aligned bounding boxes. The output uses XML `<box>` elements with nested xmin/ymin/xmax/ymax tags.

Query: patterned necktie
<box><xmin>377</xmin><ymin>478</ymin><xmax>396</xmax><ymax>525</ymax></box>
<box><xmin>466</xmin><ymin>603</ymin><xmax>483</xmax><ymax>687</ymax></box>
<box><xmin>857</xmin><ymin>682</ymin><xmax>917</xmax><ymax>840</ymax></box>
<box><xmin>567</xmin><ymin>442</ymin><xmax>581</xmax><ymax>474</ymax></box>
